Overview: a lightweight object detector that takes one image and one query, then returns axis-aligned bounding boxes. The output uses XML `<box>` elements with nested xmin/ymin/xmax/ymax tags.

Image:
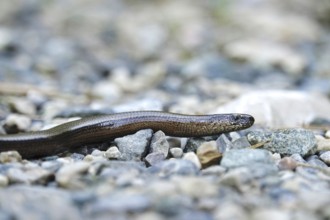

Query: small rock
<box><xmin>70</xmin><ymin>153</ymin><xmax>85</xmax><ymax>161</ymax></box>
<box><xmin>229</xmin><ymin>132</ymin><xmax>241</xmax><ymax>142</ymax></box>
<box><xmin>0</xmin><ymin>185</ymin><xmax>81</xmax><ymax>219</ymax></box>
<box><xmin>99</xmin><ymin>161</ymin><xmax>146</xmax><ymax>179</ymax></box>
<box><xmin>115</xmin><ymin>129</ymin><xmax>153</xmax><ymax>161</ymax></box>
<box><xmin>196</xmin><ymin>141</ymin><xmax>222</xmax><ymax>168</ymax></box>
<box><xmin>0</xmin><ymin>174</ymin><xmax>9</xmax><ymax>187</ymax></box>
<box><xmin>8</xmin><ymin>98</ymin><xmax>36</xmax><ymax>115</ymax></box>
<box><xmin>0</xmin><ymin>28</ymin><xmax>13</xmax><ymax>51</ymax></box>
<box><xmin>173</xmin><ymin>176</ymin><xmax>218</xmax><ymax>198</ymax></box>
<box><xmin>184</xmin><ymin>138</ymin><xmax>205</xmax><ymax>153</ymax></box>
<box><xmin>112</xmin><ymin>98</ymin><xmax>163</xmax><ymax>113</ymax></box>
<box><xmin>248</xmin><ymin>128</ymin><xmax>317</xmax><ymax>156</ymax></box>
<box><xmin>0</xmin><ymin>151</ymin><xmax>22</xmax><ymax>163</ymax></box>
<box><xmin>214</xmin><ymin>202</ymin><xmax>248</xmax><ymax>220</ymax></box>
<box><xmin>91</xmin><ymin>149</ymin><xmax>105</xmax><ymax>157</ymax></box>
<box><xmin>316</xmin><ymin>137</ymin><xmax>330</xmax><ymax>151</ymax></box>
<box><xmin>272</xmin><ymin>153</ymin><xmax>281</xmax><ymax>162</ymax></box>
<box><xmin>306</xmin><ymin>155</ymin><xmax>328</xmax><ymax>168</ymax></box>
<box><xmin>7</xmin><ymin>166</ymin><xmax>52</xmax><ymax>184</ymax></box>
<box><xmin>105</xmin><ymin>146</ymin><xmax>121</xmax><ymax>159</ymax></box>
<box><xmin>320</xmin><ymin>151</ymin><xmax>330</xmax><ymax>165</ymax></box>
<box><xmin>232</xmin><ymin>136</ymin><xmax>251</xmax><ymax>149</ymax></box>
<box><xmin>278</xmin><ymin>157</ymin><xmax>297</xmax><ymax>170</ymax></box>
<box><xmin>325</xmin><ymin>130</ymin><xmax>330</xmax><ymax>138</ymax></box>
<box><xmin>55</xmin><ymin>161</ymin><xmax>90</xmax><ymax>188</ymax></box>
<box><xmin>134</xmin><ymin>212</ymin><xmax>164</xmax><ymax>220</ymax></box>
<box><xmin>3</xmin><ymin>114</ymin><xmax>31</xmax><ymax>133</ymax></box>
<box><xmin>149</xmin><ymin>159</ymin><xmax>199</xmax><ymax>177</ymax></box>
<box><xmin>83</xmin><ymin>155</ymin><xmax>107</xmax><ymax>162</ymax></box>
<box><xmin>220</xmin><ymin>167</ymin><xmax>253</xmax><ymax>188</ymax></box>
<box><xmin>91</xmin><ymin>81</ymin><xmax>122</xmax><ymax>101</ymax></box>
<box><xmin>201</xmin><ymin>165</ymin><xmax>226</xmax><ymax>176</ymax></box>
<box><xmin>290</xmin><ymin>153</ymin><xmax>306</xmax><ymax>163</ymax></box>
<box><xmin>41</xmin><ymin>160</ymin><xmax>62</xmax><ymax>173</ymax></box>
<box><xmin>167</xmin><ymin>137</ymin><xmax>182</xmax><ymax>149</ymax></box>
<box><xmin>115</xmin><ymin>169</ymin><xmax>143</xmax><ymax>187</ymax></box>
<box><xmin>297</xmin><ymin>191</ymin><xmax>330</xmax><ymax>213</ymax></box>
<box><xmin>223</xmin><ymin>39</ymin><xmax>306</xmax><ymax>74</ymax></box>
<box><xmin>150</xmin><ymin>131</ymin><xmax>169</xmax><ymax>158</ymax></box>
<box><xmin>216</xmin><ymin>134</ymin><xmax>233</xmax><ymax>153</ymax></box>
<box><xmin>145</xmin><ymin>152</ymin><xmax>165</xmax><ymax>166</ymax></box>
<box><xmin>87</xmin><ymin>194</ymin><xmax>151</xmax><ymax>214</ymax></box>
<box><xmin>56</xmin><ymin>157</ymin><xmax>75</xmax><ymax>164</ymax></box>
<box><xmin>221</xmin><ymin>149</ymin><xmax>274</xmax><ymax>168</ymax></box>
<box><xmin>183</xmin><ymin>152</ymin><xmax>201</xmax><ymax>170</ymax></box>
<box><xmin>251</xmin><ymin>208</ymin><xmax>291</xmax><ymax>220</ymax></box>
<box><xmin>215</xmin><ymin>91</ymin><xmax>330</xmax><ymax>127</ymax></box>
<box><xmin>292</xmin><ymin>211</ymin><xmax>320</xmax><ymax>220</ymax></box>
<box><xmin>170</xmin><ymin>148</ymin><xmax>183</xmax><ymax>158</ymax></box>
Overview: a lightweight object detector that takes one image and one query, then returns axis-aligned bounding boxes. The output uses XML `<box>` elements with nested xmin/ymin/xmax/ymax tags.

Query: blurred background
<box><xmin>0</xmin><ymin>0</ymin><xmax>330</xmax><ymax>126</ymax></box>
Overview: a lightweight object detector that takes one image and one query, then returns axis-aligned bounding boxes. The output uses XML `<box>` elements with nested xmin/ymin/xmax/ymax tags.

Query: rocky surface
<box><xmin>1</xmin><ymin>0</ymin><xmax>330</xmax><ymax>219</ymax></box>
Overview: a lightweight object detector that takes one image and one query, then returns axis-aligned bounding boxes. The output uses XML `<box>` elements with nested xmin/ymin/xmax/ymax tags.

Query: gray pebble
<box><xmin>316</xmin><ymin>137</ymin><xmax>330</xmax><ymax>151</ymax></box>
<box><xmin>278</xmin><ymin>157</ymin><xmax>297</xmax><ymax>170</ymax></box>
<box><xmin>247</xmin><ymin>129</ymin><xmax>317</xmax><ymax>156</ymax></box>
<box><xmin>145</xmin><ymin>152</ymin><xmax>165</xmax><ymax>166</ymax></box>
<box><xmin>87</xmin><ymin>194</ymin><xmax>151</xmax><ymax>214</ymax></box>
<box><xmin>292</xmin><ymin>211</ymin><xmax>320</xmax><ymax>220</ymax></box>
<box><xmin>115</xmin><ymin>129</ymin><xmax>153</xmax><ymax>161</ymax></box>
<box><xmin>70</xmin><ymin>153</ymin><xmax>85</xmax><ymax>161</ymax></box>
<box><xmin>150</xmin><ymin>159</ymin><xmax>199</xmax><ymax>177</ymax></box>
<box><xmin>297</xmin><ymin>191</ymin><xmax>330</xmax><ymax>214</ymax></box>
<box><xmin>91</xmin><ymin>149</ymin><xmax>104</xmax><ymax>157</ymax></box>
<box><xmin>214</xmin><ymin>202</ymin><xmax>248</xmax><ymax>220</ymax></box>
<box><xmin>325</xmin><ymin>130</ymin><xmax>330</xmax><ymax>139</ymax></box>
<box><xmin>0</xmin><ymin>186</ymin><xmax>81</xmax><ymax>219</ymax></box>
<box><xmin>0</xmin><ymin>29</ymin><xmax>13</xmax><ymax>50</ymax></box>
<box><xmin>306</xmin><ymin>155</ymin><xmax>328</xmax><ymax>168</ymax></box>
<box><xmin>0</xmin><ymin>174</ymin><xmax>8</xmax><ymax>187</ymax></box>
<box><xmin>167</xmin><ymin>137</ymin><xmax>182</xmax><ymax>149</ymax></box>
<box><xmin>83</xmin><ymin>155</ymin><xmax>107</xmax><ymax>162</ymax></box>
<box><xmin>105</xmin><ymin>146</ymin><xmax>121</xmax><ymax>159</ymax></box>
<box><xmin>220</xmin><ymin>167</ymin><xmax>253</xmax><ymax>188</ymax></box>
<box><xmin>184</xmin><ymin>138</ymin><xmax>204</xmax><ymax>152</ymax></box>
<box><xmin>228</xmin><ymin>132</ymin><xmax>242</xmax><ymax>142</ymax></box>
<box><xmin>41</xmin><ymin>160</ymin><xmax>63</xmax><ymax>173</ymax></box>
<box><xmin>221</xmin><ymin>149</ymin><xmax>274</xmax><ymax>168</ymax></box>
<box><xmin>150</xmin><ymin>130</ymin><xmax>169</xmax><ymax>158</ymax></box>
<box><xmin>216</xmin><ymin>134</ymin><xmax>233</xmax><ymax>153</ymax></box>
<box><xmin>176</xmin><ymin>210</ymin><xmax>213</xmax><ymax>220</ymax></box>
<box><xmin>6</xmin><ymin>166</ymin><xmax>52</xmax><ymax>184</ymax></box>
<box><xmin>232</xmin><ymin>136</ymin><xmax>251</xmax><ymax>149</ymax></box>
<box><xmin>201</xmin><ymin>165</ymin><xmax>226</xmax><ymax>176</ymax></box>
<box><xmin>290</xmin><ymin>153</ymin><xmax>306</xmax><ymax>163</ymax></box>
<box><xmin>320</xmin><ymin>151</ymin><xmax>330</xmax><ymax>165</ymax></box>
<box><xmin>8</xmin><ymin>98</ymin><xmax>36</xmax><ymax>115</ymax></box>
<box><xmin>100</xmin><ymin>161</ymin><xmax>146</xmax><ymax>179</ymax></box>
<box><xmin>55</xmin><ymin>161</ymin><xmax>90</xmax><ymax>189</ymax></box>
<box><xmin>251</xmin><ymin>208</ymin><xmax>291</xmax><ymax>220</ymax></box>
<box><xmin>0</xmin><ymin>151</ymin><xmax>22</xmax><ymax>163</ymax></box>
<box><xmin>170</xmin><ymin>147</ymin><xmax>183</xmax><ymax>158</ymax></box>
<box><xmin>3</xmin><ymin>114</ymin><xmax>31</xmax><ymax>133</ymax></box>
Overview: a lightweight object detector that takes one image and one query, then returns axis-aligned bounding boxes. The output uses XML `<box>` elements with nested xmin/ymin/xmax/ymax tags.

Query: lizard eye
<box><xmin>233</xmin><ymin>114</ymin><xmax>241</xmax><ymax>121</ymax></box>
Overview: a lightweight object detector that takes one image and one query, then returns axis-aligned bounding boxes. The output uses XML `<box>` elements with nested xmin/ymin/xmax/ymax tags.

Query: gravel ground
<box><xmin>1</xmin><ymin>0</ymin><xmax>330</xmax><ymax>219</ymax></box>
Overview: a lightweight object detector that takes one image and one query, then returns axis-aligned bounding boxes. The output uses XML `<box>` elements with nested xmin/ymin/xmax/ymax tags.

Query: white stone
<box><xmin>214</xmin><ymin>91</ymin><xmax>330</xmax><ymax>128</ymax></box>
<box><xmin>182</xmin><ymin>152</ymin><xmax>201</xmax><ymax>170</ymax></box>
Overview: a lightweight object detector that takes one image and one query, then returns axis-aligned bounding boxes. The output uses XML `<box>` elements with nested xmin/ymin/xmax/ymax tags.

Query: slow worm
<box><xmin>0</xmin><ymin>111</ymin><xmax>254</xmax><ymax>158</ymax></box>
